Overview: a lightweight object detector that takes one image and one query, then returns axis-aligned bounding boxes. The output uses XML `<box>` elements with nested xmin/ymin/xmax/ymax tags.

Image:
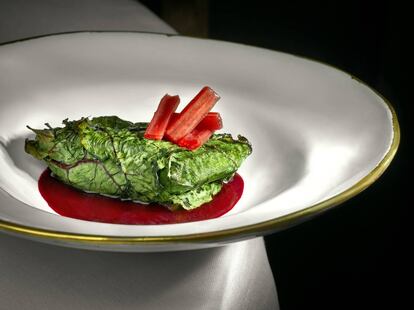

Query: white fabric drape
<box><xmin>0</xmin><ymin>233</ymin><xmax>278</xmax><ymax>309</ymax></box>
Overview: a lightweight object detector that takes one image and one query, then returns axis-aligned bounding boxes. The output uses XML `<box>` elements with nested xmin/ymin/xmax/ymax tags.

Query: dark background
<box><xmin>142</xmin><ymin>1</ymin><xmax>410</xmax><ymax>309</ymax></box>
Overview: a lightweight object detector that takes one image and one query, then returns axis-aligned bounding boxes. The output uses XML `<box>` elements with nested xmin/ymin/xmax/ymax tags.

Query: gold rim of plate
<box><xmin>0</xmin><ymin>32</ymin><xmax>401</xmax><ymax>246</ymax></box>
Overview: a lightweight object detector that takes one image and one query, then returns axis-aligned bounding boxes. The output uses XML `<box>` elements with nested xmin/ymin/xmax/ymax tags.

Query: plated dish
<box><xmin>0</xmin><ymin>32</ymin><xmax>399</xmax><ymax>252</ymax></box>
<box><xmin>26</xmin><ymin>87</ymin><xmax>251</xmax><ymax>224</ymax></box>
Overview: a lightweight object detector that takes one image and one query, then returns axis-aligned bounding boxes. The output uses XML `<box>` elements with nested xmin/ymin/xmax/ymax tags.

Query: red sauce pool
<box><xmin>38</xmin><ymin>169</ymin><xmax>243</xmax><ymax>225</ymax></box>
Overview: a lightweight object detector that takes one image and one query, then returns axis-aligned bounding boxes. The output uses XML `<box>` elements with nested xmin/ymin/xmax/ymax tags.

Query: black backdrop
<box><xmin>209</xmin><ymin>0</ymin><xmax>414</xmax><ymax>310</ymax></box>
<box><xmin>209</xmin><ymin>2</ymin><xmax>409</xmax><ymax>309</ymax></box>
<box><xmin>143</xmin><ymin>1</ymin><xmax>410</xmax><ymax>308</ymax></box>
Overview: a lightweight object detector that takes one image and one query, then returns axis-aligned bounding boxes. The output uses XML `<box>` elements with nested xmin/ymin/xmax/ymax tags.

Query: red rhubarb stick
<box><xmin>170</xmin><ymin>112</ymin><xmax>223</xmax><ymax>131</ymax></box>
<box><xmin>176</xmin><ymin>112</ymin><xmax>223</xmax><ymax>150</ymax></box>
<box><xmin>144</xmin><ymin>94</ymin><xmax>180</xmax><ymax>140</ymax></box>
<box><xmin>198</xmin><ymin>112</ymin><xmax>223</xmax><ymax>130</ymax></box>
<box><xmin>177</xmin><ymin>127</ymin><xmax>214</xmax><ymax>150</ymax></box>
<box><xmin>165</xmin><ymin>86</ymin><xmax>220</xmax><ymax>142</ymax></box>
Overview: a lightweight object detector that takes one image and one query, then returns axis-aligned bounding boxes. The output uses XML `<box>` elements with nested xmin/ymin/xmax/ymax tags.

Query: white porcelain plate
<box><xmin>0</xmin><ymin>32</ymin><xmax>399</xmax><ymax>252</ymax></box>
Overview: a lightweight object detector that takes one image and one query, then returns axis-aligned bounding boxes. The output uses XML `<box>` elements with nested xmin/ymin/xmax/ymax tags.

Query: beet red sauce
<box><xmin>38</xmin><ymin>169</ymin><xmax>243</xmax><ymax>225</ymax></box>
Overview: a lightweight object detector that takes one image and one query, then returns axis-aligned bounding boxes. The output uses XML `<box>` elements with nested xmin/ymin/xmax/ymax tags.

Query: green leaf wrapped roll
<box><xmin>25</xmin><ymin>116</ymin><xmax>251</xmax><ymax>210</ymax></box>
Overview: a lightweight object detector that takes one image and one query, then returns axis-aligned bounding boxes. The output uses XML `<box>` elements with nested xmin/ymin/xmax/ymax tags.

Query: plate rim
<box><xmin>0</xmin><ymin>31</ymin><xmax>401</xmax><ymax>245</ymax></box>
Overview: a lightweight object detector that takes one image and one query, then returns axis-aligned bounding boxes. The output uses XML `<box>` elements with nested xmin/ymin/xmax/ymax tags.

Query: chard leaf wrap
<box><xmin>25</xmin><ymin>116</ymin><xmax>252</xmax><ymax>210</ymax></box>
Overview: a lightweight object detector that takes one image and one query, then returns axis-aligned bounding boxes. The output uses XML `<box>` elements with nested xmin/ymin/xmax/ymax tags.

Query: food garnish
<box><xmin>25</xmin><ymin>87</ymin><xmax>251</xmax><ymax>210</ymax></box>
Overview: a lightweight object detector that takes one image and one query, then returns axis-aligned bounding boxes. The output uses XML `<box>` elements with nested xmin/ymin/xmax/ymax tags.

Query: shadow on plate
<box><xmin>5</xmin><ymin>134</ymin><xmax>46</xmax><ymax>181</ymax></box>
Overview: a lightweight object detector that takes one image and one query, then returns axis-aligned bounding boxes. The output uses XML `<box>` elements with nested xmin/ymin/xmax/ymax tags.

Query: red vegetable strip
<box><xmin>168</xmin><ymin>113</ymin><xmax>179</xmax><ymax>124</ymax></box>
<box><xmin>144</xmin><ymin>94</ymin><xmax>180</xmax><ymax>140</ymax></box>
<box><xmin>170</xmin><ymin>112</ymin><xmax>223</xmax><ymax>131</ymax></box>
<box><xmin>176</xmin><ymin>112</ymin><xmax>222</xmax><ymax>150</ymax></box>
<box><xmin>177</xmin><ymin>127</ymin><xmax>214</xmax><ymax>150</ymax></box>
<box><xmin>198</xmin><ymin>112</ymin><xmax>222</xmax><ymax>130</ymax></box>
<box><xmin>165</xmin><ymin>86</ymin><xmax>220</xmax><ymax>142</ymax></box>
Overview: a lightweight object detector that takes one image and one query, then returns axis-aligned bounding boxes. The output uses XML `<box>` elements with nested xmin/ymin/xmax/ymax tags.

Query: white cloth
<box><xmin>0</xmin><ymin>1</ymin><xmax>279</xmax><ymax>309</ymax></box>
<box><xmin>0</xmin><ymin>233</ymin><xmax>278</xmax><ymax>310</ymax></box>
